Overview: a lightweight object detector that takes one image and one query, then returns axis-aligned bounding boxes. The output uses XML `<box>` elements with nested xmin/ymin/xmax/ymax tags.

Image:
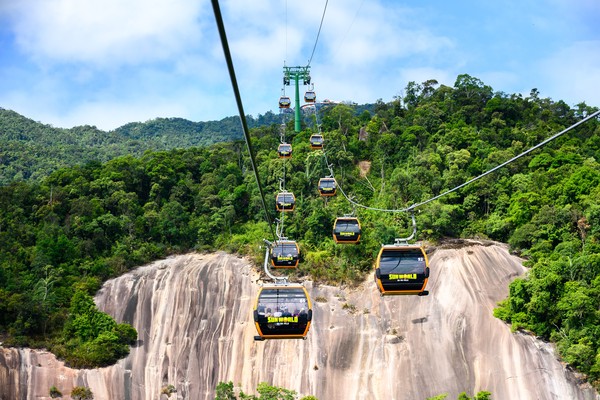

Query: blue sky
<box><xmin>0</xmin><ymin>0</ymin><xmax>599</xmax><ymax>131</ymax></box>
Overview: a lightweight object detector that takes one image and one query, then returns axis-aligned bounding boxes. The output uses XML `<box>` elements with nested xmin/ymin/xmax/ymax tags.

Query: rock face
<box><xmin>1</xmin><ymin>242</ymin><xmax>599</xmax><ymax>400</ymax></box>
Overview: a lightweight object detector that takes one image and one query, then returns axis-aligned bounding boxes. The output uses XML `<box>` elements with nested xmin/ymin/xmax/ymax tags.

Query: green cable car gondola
<box><xmin>270</xmin><ymin>240</ymin><xmax>300</xmax><ymax>269</ymax></box>
<box><xmin>275</xmin><ymin>191</ymin><xmax>295</xmax><ymax>212</ymax></box>
<box><xmin>375</xmin><ymin>244</ymin><xmax>430</xmax><ymax>296</ymax></box>
<box><xmin>277</xmin><ymin>143</ymin><xmax>292</xmax><ymax>159</ymax></box>
<box><xmin>253</xmin><ymin>284</ymin><xmax>312</xmax><ymax>340</ymax></box>
<box><xmin>317</xmin><ymin>177</ymin><xmax>336</xmax><ymax>197</ymax></box>
<box><xmin>333</xmin><ymin>216</ymin><xmax>361</xmax><ymax>244</ymax></box>
<box><xmin>309</xmin><ymin>134</ymin><xmax>324</xmax><ymax>149</ymax></box>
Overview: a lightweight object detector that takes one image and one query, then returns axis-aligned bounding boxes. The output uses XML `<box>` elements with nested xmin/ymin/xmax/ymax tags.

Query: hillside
<box><xmin>1</xmin><ymin>74</ymin><xmax>600</xmax><ymax>389</ymax></box>
<box><xmin>1</xmin><ymin>244</ymin><xmax>597</xmax><ymax>399</ymax></box>
<box><xmin>0</xmin><ymin>108</ymin><xmax>283</xmax><ymax>184</ymax></box>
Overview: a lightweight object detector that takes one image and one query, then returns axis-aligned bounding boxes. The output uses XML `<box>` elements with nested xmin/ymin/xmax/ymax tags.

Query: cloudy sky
<box><xmin>0</xmin><ymin>0</ymin><xmax>599</xmax><ymax>131</ymax></box>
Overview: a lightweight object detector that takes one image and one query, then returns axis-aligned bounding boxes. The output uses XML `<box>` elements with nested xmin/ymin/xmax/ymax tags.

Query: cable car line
<box><xmin>307</xmin><ymin>0</ymin><xmax>329</xmax><ymax>67</ymax></box>
<box><xmin>332</xmin><ymin>0</ymin><xmax>365</xmax><ymax>61</ymax></box>
<box><xmin>319</xmin><ymin>108</ymin><xmax>600</xmax><ymax>214</ymax></box>
<box><xmin>211</xmin><ymin>0</ymin><xmax>313</xmax><ymax>342</ymax></box>
<box><xmin>409</xmin><ymin>109</ymin><xmax>600</xmax><ymax>210</ymax></box>
<box><xmin>210</xmin><ymin>0</ymin><xmax>276</xmax><ymax>241</ymax></box>
<box><xmin>213</xmin><ymin>0</ymin><xmax>600</xmax><ymax>309</ymax></box>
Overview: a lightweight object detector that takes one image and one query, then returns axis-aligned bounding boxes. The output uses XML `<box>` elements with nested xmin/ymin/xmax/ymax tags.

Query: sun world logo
<box><xmin>267</xmin><ymin>316</ymin><xmax>298</xmax><ymax>323</ymax></box>
<box><xmin>389</xmin><ymin>273</ymin><xmax>417</xmax><ymax>280</ymax></box>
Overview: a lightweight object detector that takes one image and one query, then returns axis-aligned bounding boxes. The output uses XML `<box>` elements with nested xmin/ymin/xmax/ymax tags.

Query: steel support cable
<box><xmin>307</xmin><ymin>0</ymin><xmax>328</xmax><ymax>67</ymax></box>
<box><xmin>211</xmin><ymin>0</ymin><xmax>277</xmax><ymax>241</ymax></box>
<box><xmin>322</xmin><ymin>109</ymin><xmax>600</xmax><ymax>214</ymax></box>
<box><xmin>409</xmin><ymin>109</ymin><xmax>600</xmax><ymax>210</ymax></box>
<box><xmin>332</xmin><ymin>0</ymin><xmax>365</xmax><ymax>60</ymax></box>
<box><xmin>312</xmin><ymin>103</ymin><xmax>368</xmax><ymax>213</ymax></box>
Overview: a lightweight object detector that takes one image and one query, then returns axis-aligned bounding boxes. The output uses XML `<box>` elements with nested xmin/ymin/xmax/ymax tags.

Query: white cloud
<box><xmin>3</xmin><ymin>0</ymin><xmax>597</xmax><ymax>131</ymax></box>
<box><xmin>9</xmin><ymin>0</ymin><xmax>208</xmax><ymax>66</ymax></box>
<box><xmin>538</xmin><ymin>40</ymin><xmax>600</xmax><ymax>106</ymax></box>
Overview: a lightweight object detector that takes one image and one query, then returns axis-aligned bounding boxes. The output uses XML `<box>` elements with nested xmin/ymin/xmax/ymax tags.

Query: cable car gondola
<box><xmin>317</xmin><ymin>177</ymin><xmax>336</xmax><ymax>197</ymax></box>
<box><xmin>333</xmin><ymin>216</ymin><xmax>361</xmax><ymax>244</ymax></box>
<box><xmin>253</xmin><ymin>284</ymin><xmax>312</xmax><ymax>340</ymax></box>
<box><xmin>275</xmin><ymin>191</ymin><xmax>295</xmax><ymax>212</ymax></box>
<box><xmin>270</xmin><ymin>240</ymin><xmax>300</xmax><ymax>268</ymax></box>
<box><xmin>375</xmin><ymin>244</ymin><xmax>430</xmax><ymax>296</ymax></box>
<box><xmin>279</xmin><ymin>96</ymin><xmax>291</xmax><ymax>109</ymax></box>
<box><xmin>277</xmin><ymin>143</ymin><xmax>292</xmax><ymax>159</ymax></box>
<box><xmin>309</xmin><ymin>134</ymin><xmax>324</xmax><ymax>150</ymax></box>
<box><xmin>304</xmin><ymin>90</ymin><xmax>316</xmax><ymax>103</ymax></box>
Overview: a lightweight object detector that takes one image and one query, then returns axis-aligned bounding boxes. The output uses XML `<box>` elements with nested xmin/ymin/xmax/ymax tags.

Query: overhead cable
<box><xmin>326</xmin><ymin>108</ymin><xmax>600</xmax><ymax>213</ymax></box>
<box><xmin>211</xmin><ymin>0</ymin><xmax>277</xmax><ymax>241</ymax></box>
<box><xmin>307</xmin><ymin>0</ymin><xmax>328</xmax><ymax>67</ymax></box>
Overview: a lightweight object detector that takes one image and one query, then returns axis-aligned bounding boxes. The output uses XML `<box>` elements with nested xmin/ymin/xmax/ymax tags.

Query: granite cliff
<box><xmin>1</xmin><ymin>241</ymin><xmax>598</xmax><ymax>399</ymax></box>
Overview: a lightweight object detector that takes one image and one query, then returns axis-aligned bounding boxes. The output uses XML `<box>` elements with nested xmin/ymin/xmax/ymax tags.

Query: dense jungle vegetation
<box><xmin>1</xmin><ymin>74</ymin><xmax>600</xmax><ymax>384</ymax></box>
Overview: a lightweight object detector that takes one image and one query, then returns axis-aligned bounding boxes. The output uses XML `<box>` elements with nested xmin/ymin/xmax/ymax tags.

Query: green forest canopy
<box><xmin>0</xmin><ymin>109</ymin><xmax>287</xmax><ymax>184</ymax></box>
<box><xmin>1</xmin><ymin>74</ymin><xmax>600</xmax><ymax>386</ymax></box>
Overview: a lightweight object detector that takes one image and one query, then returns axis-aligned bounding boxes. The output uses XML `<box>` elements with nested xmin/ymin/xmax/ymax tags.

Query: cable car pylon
<box><xmin>283</xmin><ymin>65</ymin><xmax>311</xmax><ymax>133</ymax></box>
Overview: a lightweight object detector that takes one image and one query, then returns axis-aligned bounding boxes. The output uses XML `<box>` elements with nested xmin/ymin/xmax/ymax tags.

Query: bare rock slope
<box><xmin>1</xmin><ymin>241</ymin><xmax>598</xmax><ymax>399</ymax></box>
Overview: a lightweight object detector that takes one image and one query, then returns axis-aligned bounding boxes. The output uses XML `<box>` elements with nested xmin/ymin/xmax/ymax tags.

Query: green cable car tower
<box><xmin>283</xmin><ymin>66</ymin><xmax>311</xmax><ymax>133</ymax></box>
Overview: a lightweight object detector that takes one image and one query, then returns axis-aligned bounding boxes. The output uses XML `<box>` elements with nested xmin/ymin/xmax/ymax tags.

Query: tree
<box><xmin>214</xmin><ymin>382</ymin><xmax>316</xmax><ymax>400</ymax></box>
<box><xmin>215</xmin><ymin>381</ymin><xmax>236</xmax><ymax>400</ymax></box>
<box><xmin>49</xmin><ymin>385</ymin><xmax>63</xmax><ymax>398</ymax></box>
<box><xmin>255</xmin><ymin>382</ymin><xmax>296</xmax><ymax>400</ymax></box>
<box><xmin>161</xmin><ymin>384</ymin><xmax>177</xmax><ymax>398</ymax></box>
<box><xmin>71</xmin><ymin>386</ymin><xmax>93</xmax><ymax>400</ymax></box>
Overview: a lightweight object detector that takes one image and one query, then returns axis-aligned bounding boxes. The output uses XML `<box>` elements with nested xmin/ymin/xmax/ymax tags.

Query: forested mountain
<box><xmin>0</xmin><ymin>109</ymin><xmax>286</xmax><ymax>184</ymax></box>
<box><xmin>1</xmin><ymin>74</ymin><xmax>600</xmax><ymax>386</ymax></box>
